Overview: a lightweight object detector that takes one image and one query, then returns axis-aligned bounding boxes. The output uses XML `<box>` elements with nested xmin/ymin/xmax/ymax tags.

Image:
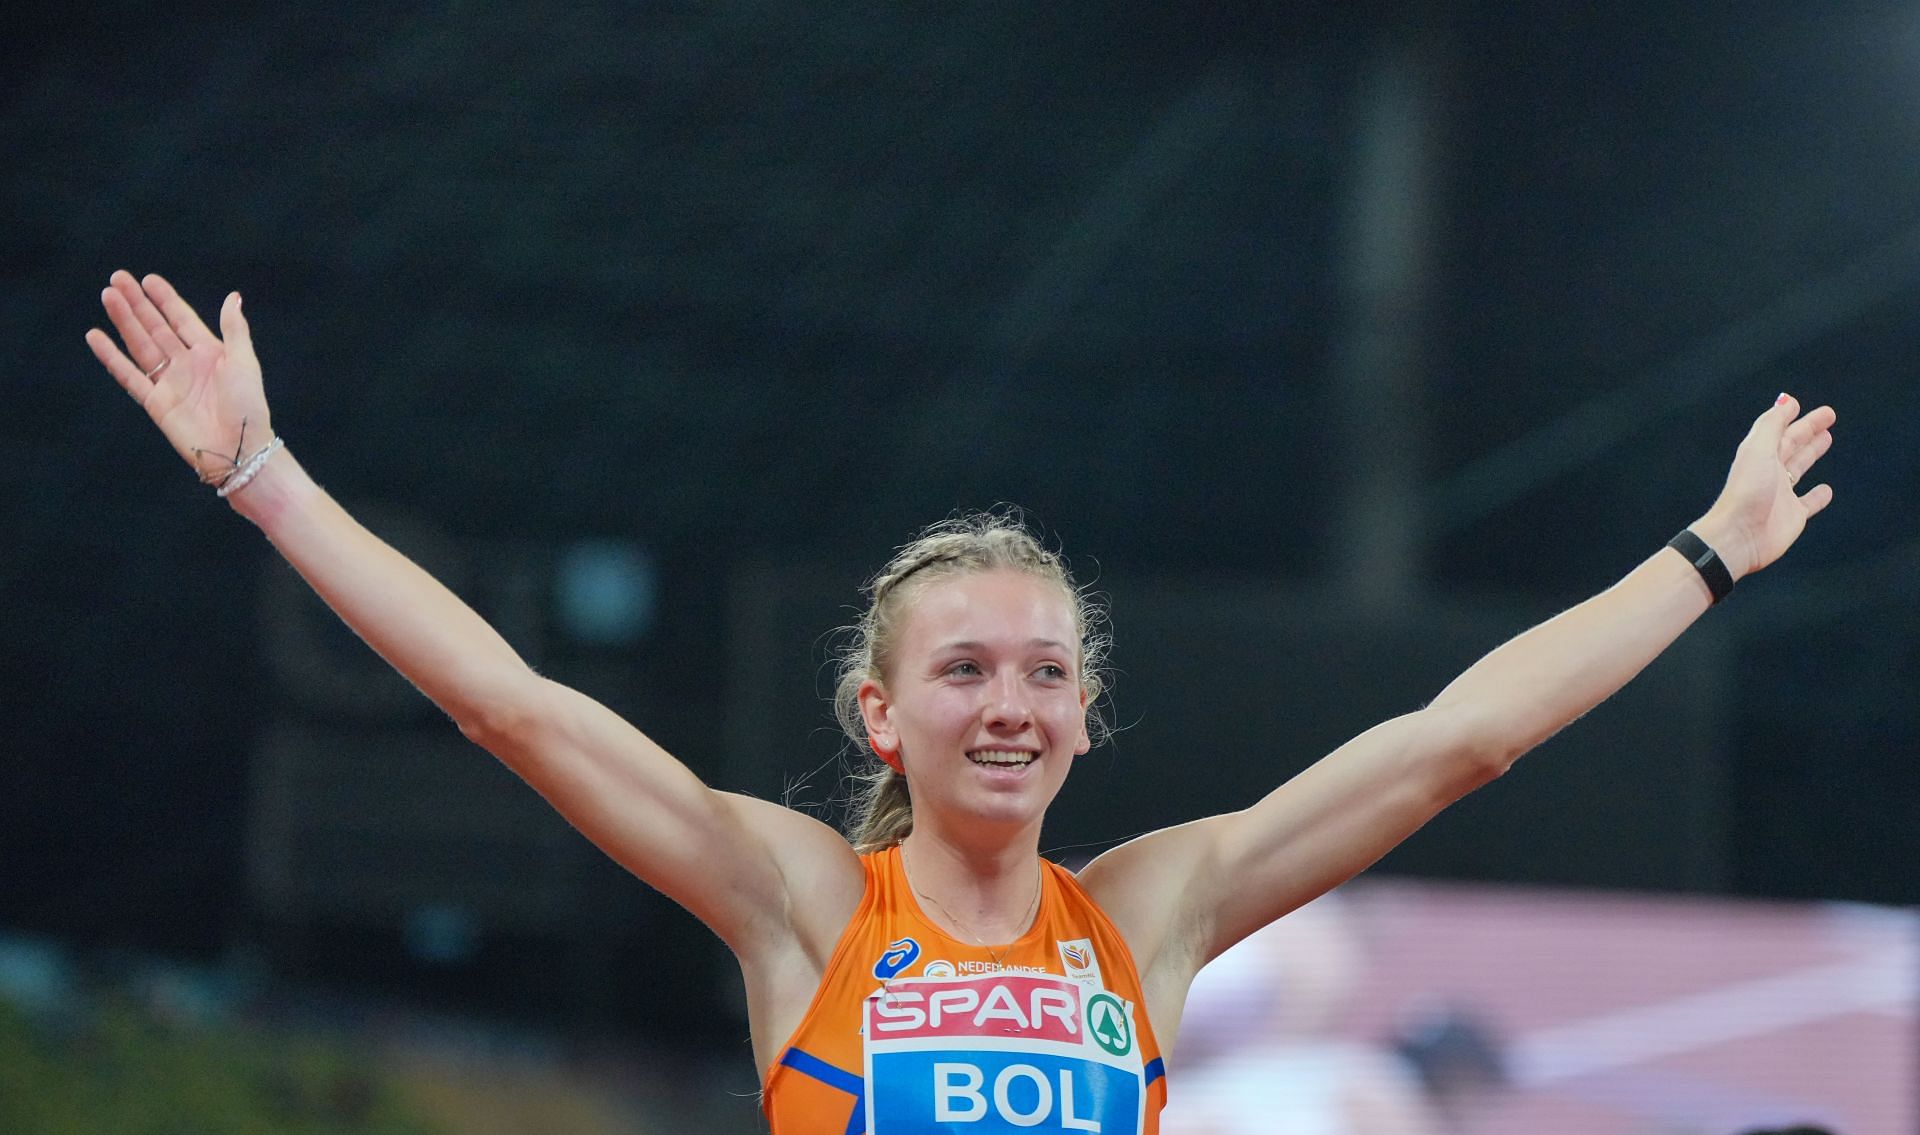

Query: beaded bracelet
<box><xmin>216</xmin><ymin>435</ymin><xmax>285</xmax><ymax>498</ymax></box>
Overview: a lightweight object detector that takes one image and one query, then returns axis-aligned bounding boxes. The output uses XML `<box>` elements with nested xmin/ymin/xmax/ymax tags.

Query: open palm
<box><xmin>1698</xmin><ymin>394</ymin><xmax>1836</xmax><ymax>579</ymax></box>
<box><xmin>85</xmin><ymin>270</ymin><xmax>271</xmax><ymax>480</ymax></box>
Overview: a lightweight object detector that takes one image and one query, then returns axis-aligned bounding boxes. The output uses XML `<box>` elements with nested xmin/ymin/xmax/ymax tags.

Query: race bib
<box><xmin>864</xmin><ymin>972</ymin><xmax>1146</xmax><ymax>1133</ymax></box>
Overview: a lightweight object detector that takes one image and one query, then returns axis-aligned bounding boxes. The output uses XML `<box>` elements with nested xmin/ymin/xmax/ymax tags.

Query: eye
<box><xmin>945</xmin><ymin>660</ymin><xmax>982</xmax><ymax>677</ymax></box>
<box><xmin>1034</xmin><ymin>663</ymin><xmax>1069</xmax><ymax>681</ymax></box>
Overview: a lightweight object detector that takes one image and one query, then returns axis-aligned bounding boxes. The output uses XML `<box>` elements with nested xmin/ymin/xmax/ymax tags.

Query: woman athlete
<box><xmin>87</xmin><ymin>270</ymin><xmax>1836</xmax><ymax>1133</ymax></box>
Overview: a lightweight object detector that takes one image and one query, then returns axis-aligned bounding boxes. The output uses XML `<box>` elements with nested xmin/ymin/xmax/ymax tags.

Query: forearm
<box><xmin>1427</xmin><ymin>538</ymin><xmax>1717</xmax><ymax>769</ymax></box>
<box><xmin>1178</xmin><ymin>397</ymin><xmax>1831</xmax><ymax>952</ymax></box>
<box><xmin>227</xmin><ymin>449</ymin><xmax>535</xmax><ymax>731</ymax></box>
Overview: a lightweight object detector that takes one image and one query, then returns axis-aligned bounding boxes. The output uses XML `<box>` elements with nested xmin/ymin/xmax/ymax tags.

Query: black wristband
<box><xmin>1667</xmin><ymin>528</ymin><xmax>1734</xmax><ymax>604</ymax></box>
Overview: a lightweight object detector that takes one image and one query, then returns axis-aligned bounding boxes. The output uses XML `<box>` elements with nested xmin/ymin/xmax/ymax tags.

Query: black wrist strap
<box><xmin>1667</xmin><ymin>528</ymin><xmax>1734</xmax><ymax>605</ymax></box>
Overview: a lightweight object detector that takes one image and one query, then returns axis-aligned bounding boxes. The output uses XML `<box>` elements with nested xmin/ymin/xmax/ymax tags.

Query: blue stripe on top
<box><xmin>779</xmin><ymin>1047</ymin><xmax>867</xmax><ymax>1133</ymax></box>
<box><xmin>780</xmin><ymin>1047</ymin><xmax>863</xmax><ymax>1097</ymax></box>
<box><xmin>1144</xmin><ymin>1057</ymin><xmax>1166</xmax><ymax>1086</ymax></box>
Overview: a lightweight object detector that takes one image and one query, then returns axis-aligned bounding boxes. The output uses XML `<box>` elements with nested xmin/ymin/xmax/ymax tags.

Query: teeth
<box><xmin>967</xmin><ymin>751</ymin><xmax>1036</xmax><ymax>766</ymax></box>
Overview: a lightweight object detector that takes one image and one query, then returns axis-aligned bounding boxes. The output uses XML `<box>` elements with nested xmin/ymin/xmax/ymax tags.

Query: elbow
<box><xmin>1443</xmin><ymin>743</ymin><xmax>1515</xmax><ymax>800</ymax></box>
<box><xmin>1422</xmin><ymin>703</ymin><xmax>1523</xmax><ymax>791</ymax></box>
<box><xmin>453</xmin><ymin>677</ymin><xmax>553</xmax><ymax>755</ymax></box>
<box><xmin>1461</xmin><ymin>747</ymin><xmax>1516</xmax><ymax>792</ymax></box>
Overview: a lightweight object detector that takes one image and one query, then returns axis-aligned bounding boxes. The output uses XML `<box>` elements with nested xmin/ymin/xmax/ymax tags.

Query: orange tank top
<box><xmin>763</xmin><ymin>845</ymin><xmax>1167</xmax><ymax>1134</ymax></box>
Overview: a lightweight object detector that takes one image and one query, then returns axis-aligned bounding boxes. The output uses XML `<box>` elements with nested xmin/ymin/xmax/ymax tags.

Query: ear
<box><xmin>858</xmin><ymin>676</ymin><xmax>899</xmax><ymax>757</ymax></box>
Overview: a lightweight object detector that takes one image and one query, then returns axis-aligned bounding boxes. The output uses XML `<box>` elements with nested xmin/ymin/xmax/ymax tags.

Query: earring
<box><xmin>871</xmin><ymin>738</ymin><xmax>904</xmax><ymax>774</ymax></box>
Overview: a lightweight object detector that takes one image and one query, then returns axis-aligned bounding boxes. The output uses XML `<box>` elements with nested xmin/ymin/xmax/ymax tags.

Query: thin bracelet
<box><xmin>217</xmin><ymin>436</ymin><xmax>285</xmax><ymax>498</ymax></box>
<box><xmin>1667</xmin><ymin>528</ymin><xmax>1733</xmax><ymax>604</ymax></box>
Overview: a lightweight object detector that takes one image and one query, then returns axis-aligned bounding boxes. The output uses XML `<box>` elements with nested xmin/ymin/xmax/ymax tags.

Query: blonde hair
<box><xmin>834</xmin><ymin>510</ymin><xmax>1110</xmax><ymax>852</ymax></box>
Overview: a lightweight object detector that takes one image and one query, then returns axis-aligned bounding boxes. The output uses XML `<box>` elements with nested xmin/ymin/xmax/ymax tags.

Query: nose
<box><xmin>983</xmin><ymin>670</ymin><xmax>1034</xmax><ymax>731</ymax></box>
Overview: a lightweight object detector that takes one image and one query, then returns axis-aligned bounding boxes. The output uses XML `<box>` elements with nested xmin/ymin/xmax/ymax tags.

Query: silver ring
<box><xmin>1786</xmin><ymin>468</ymin><xmax>1800</xmax><ymax>487</ymax></box>
<box><xmin>143</xmin><ymin>356</ymin><xmax>172</xmax><ymax>380</ymax></box>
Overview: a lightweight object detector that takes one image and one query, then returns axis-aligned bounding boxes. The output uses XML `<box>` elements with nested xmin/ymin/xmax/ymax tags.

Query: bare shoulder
<box><xmin>715</xmin><ymin>793</ymin><xmax>869</xmax><ymax>1074</ymax></box>
<box><xmin>1075</xmin><ymin>817</ymin><xmax>1225</xmax><ymax>983</ymax></box>
<box><xmin>717</xmin><ymin>792</ymin><xmax>867</xmax><ymax>963</ymax></box>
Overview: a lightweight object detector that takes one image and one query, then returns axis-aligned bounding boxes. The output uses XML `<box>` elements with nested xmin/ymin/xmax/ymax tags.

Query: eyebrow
<box><xmin>937</xmin><ymin>639</ymin><xmax>1072</xmax><ymax>654</ymax></box>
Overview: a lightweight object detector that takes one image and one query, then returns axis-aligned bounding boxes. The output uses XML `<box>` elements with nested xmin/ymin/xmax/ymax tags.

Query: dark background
<box><xmin>5</xmin><ymin>0</ymin><xmax>1917</xmax><ymax>1050</ymax></box>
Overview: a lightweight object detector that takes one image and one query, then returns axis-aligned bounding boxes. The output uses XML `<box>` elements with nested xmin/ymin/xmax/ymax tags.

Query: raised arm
<box><xmin>1084</xmin><ymin>394</ymin><xmax>1836</xmax><ymax>978</ymax></box>
<box><xmin>86</xmin><ymin>271</ymin><xmax>863</xmax><ymax>958</ymax></box>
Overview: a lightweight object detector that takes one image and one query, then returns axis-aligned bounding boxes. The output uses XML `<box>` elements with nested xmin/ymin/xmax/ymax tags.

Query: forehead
<box><xmin>896</xmin><ymin>569</ymin><xmax>1077</xmax><ymax>650</ymax></box>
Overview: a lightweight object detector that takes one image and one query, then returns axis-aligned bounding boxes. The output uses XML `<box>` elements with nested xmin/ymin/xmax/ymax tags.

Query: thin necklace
<box><xmin>899</xmin><ymin>842</ymin><xmax>1042</xmax><ymax>969</ymax></box>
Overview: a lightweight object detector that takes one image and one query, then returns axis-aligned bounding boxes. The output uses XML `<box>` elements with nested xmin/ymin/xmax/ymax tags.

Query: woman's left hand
<box><xmin>1691</xmin><ymin>393</ymin><xmax>1836</xmax><ymax>580</ymax></box>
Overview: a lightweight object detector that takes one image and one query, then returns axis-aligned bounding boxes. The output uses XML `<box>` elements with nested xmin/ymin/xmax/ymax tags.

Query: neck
<box><xmin>899</xmin><ymin>824</ymin><xmax>1043</xmax><ymax>944</ymax></box>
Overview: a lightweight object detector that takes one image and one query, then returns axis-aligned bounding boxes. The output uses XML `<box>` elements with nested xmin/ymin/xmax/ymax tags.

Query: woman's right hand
<box><xmin>86</xmin><ymin>270</ymin><xmax>272</xmax><ymax>484</ymax></box>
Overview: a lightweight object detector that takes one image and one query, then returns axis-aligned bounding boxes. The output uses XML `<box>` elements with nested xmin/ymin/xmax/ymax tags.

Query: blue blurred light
<box><xmin>555</xmin><ymin>540</ymin><xmax>658</xmax><ymax>646</ymax></box>
<box><xmin>404</xmin><ymin>904</ymin><xmax>480</xmax><ymax>965</ymax></box>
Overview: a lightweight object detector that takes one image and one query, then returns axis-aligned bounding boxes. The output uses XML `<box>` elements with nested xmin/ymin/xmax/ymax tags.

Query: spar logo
<box><xmin>871</xmin><ymin>974</ymin><xmax>1082</xmax><ymax>1043</ymax></box>
<box><xmin>873</xmin><ymin>937</ymin><xmax>922</xmax><ymax>980</ymax></box>
<box><xmin>1087</xmin><ymin>992</ymin><xmax>1133</xmax><ymax>1057</ymax></box>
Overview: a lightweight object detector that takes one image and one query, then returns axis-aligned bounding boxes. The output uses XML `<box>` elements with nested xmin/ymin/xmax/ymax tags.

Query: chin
<box><xmin>964</xmin><ymin>782</ymin><xmax>1059</xmax><ymax>827</ymax></box>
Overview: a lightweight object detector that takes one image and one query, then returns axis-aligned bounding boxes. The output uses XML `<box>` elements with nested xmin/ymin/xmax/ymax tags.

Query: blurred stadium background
<box><xmin>3</xmin><ymin>1</ymin><xmax>1917</xmax><ymax>1131</ymax></box>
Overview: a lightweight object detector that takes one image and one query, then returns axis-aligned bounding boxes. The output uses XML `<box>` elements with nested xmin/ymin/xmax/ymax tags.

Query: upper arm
<box><xmin>1082</xmin><ymin>706</ymin><xmax>1503</xmax><ymax>976</ymax></box>
<box><xmin>468</xmin><ymin>676</ymin><xmax>864</xmax><ymax>958</ymax></box>
<box><xmin>1198</xmin><ymin>708</ymin><xmax>1502</xmax><ymax>954</ymax></box>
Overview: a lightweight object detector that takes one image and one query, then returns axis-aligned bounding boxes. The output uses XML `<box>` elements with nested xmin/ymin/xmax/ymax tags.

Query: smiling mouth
<box><xmin>966</xmin><ymin>750</ymin><xmax>1038</xmax><ymax>768</ymax></box>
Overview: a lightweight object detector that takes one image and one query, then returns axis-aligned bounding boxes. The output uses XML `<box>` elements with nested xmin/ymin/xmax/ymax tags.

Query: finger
<box><xmin>1784</xmin><ymin>428</ymin><xmax>1833</xmax><ymax>485</ymax></box>
<box><xmin>86</xmin><ymin>326</ymin><xmax>155</xmax><ymax>402</ymax></box>
<box><xmin>110</xmin><ymin>269</ymin><xmax>175</xmax><ymax>346</ymax></box>
<box><xmin>141</xmin><ymin>272</ymin><xmax>217</xmax><ymax>349</ymax></box>
<box><xmin>100</xmin><ymin>284</ymin><xmax>166</xmax><ymax>369</ymax></box>
<box><xmin>147</xmin><ymin>318</ymin><xmax>191</xmax><ymax>363</ymax></box>
<box><xmin>108</xmin><ymin>271</ymin><xmax>172</xmax><ymax>348</ymax></box>
<box><xmin>1778</xmin><ymin>403</ymin><xmax>1837</xmax><ymax>459</ymax></box>
<box><xmin>1798</xmin><ymin>482</ymin><xmax>1834</xmax><ymax>519</ymax></box>
<box><xmin>218</xmin><ymin>292</ymin><xmax>256</xmax><ymax>370</ymax></box>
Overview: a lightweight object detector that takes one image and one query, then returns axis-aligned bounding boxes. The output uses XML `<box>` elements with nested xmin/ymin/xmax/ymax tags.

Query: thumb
<box><xmin>220</xmin><ymin>292</ymin><xmax>257</xmax><ymax>369</ymax></box>
<box><xmin>1749</xmin><ymin>391</ymin><xmax>1798</xmax><ymax>451</ymax></box>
